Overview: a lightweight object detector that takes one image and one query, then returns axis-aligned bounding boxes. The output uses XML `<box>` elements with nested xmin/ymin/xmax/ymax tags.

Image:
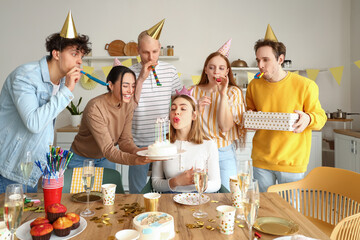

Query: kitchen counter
<box><xmin>334</xmin><ymin>129</ymin><xmax>360</xmax><ymax>138</ymax></box>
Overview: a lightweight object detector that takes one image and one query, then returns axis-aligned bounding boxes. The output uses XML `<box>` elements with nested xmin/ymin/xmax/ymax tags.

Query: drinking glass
<box><xmin>4</xmin><ymin>184</ymin><xmax>24</xmax><ymax>240</ymax></box>
<box><xmin>236</xmin><ymin>160</ymin><xmax>251</xmax><ymax>219</ymax></box>
<box><xmin>244</xmin><ymin>180</ymin><xmax>259</xmax><ymax>240</ymax></box>
<box><xmin>80</xmin><ymin>159</ymin><xmax>95</xmax><ymax>217</ymax></box>
<box><xmin>193</xmin><ymin>159</ymin><xmax>208</xmax><ymax>218</ymax></box>
<box><xmin>20</xmin><ymin>151</ymin><xmax>33</xmax><ymax>199</ymax></box>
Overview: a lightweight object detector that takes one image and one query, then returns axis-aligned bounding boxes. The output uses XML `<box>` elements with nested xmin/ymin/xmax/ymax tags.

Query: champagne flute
<box><xmin>193</xmin><ymin>159</ymin><xmax>208</xmax><ymax>218</ymax></box>
<box><xmin>4</xmin><ymin>184</ymin><xmax>24</xmax><ymax>240</ymax></box>
<box><xmin>236</xmin><ymin>160</ymin><xmax>251</xmax><ymax>219</ymax></box>
<box><xmin>80</xmin><ymin>159</ymin><xmax>95</xmax><ymax>217</ymax></box>
<box><xmin>244</xmin><ymin>181</ymin><xmax>258</xmax><ymax>240</ymax></box>
<box><xmin>20</xmin><ymin>151</ymin><xmax>33</xmax><ymax>199</ymax></box>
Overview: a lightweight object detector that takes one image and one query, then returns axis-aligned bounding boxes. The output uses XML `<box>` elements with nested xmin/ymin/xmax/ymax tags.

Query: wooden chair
<box><xmin>330</xmin><ymin>212</ymin><xmax>360</xmax><ymax>240</ymax></box>
<box><xmin>267</xmin><ymin>167</ymin><xmax>360</xmax><ymax>236</ymax></box>
<box><xmin>63</xmin><ymin>167</ymin><xmax>125</xmax><ymax>194</ymax></box>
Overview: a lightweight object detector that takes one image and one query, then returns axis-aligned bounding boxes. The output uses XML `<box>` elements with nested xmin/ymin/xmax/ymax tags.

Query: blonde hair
<box><xmin>169</xmin><ymin>95</ymin><xmax>209</xmax><ymax>144</ymax></box>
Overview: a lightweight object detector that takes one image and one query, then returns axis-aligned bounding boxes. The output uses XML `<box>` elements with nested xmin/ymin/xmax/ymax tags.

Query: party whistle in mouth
<box><xmin>254</xmin><ymin>72</ymin><xmax>264</xmax><ymax>79</ymax></box>
<box><xmin>80</xmin><ymin>70</ymin><xmax>109</xmax><ymax>86</ymax></box>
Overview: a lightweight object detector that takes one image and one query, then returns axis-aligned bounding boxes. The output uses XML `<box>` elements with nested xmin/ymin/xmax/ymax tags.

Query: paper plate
<box><xmin>253</xmin><ymin>216</ymin><xmax>299</xmax><ymax>236</ymax></box>
<box><xmin>71</xmin><ymin>191</ymin><xmax>102</xmax><ymax>203</ymax></box>
<box><xmin>173</xmin><ymin>193</ymin><xmax>210</xmax><ymax>206</ymax></box>
<box><xmin>137</xmin><ymin>149</ymin><xmax>185</xmax><ymax>161</ymax></box>
<box><xmin>16</xmin><ymin>217</ymin><xmax>87</xmax><ymax>240</ymax></box>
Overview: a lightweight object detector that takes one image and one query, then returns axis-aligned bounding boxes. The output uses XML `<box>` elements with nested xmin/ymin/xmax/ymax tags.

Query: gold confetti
<box><xmin>102</xmin><ymin>214</ymin><xmax>109</xmax><ymax>217</ymax></box>
<box><xmin>109</xmin><ymin>211</ymin><xmax>117</xmax><ymax>214</ymax></box>
<box><xmin>191</xmin><ymin>209</ymin><xmax>195</xmax><ymax>212</ymax></box>
<box><xmin>235</xmin><ymin>220</ymin><xmax>240</xmax><ymax>223</ymax></box>
<box><xmin>176</xmin><ymin>230</ymin><xmax>179</xmax><ymax>234</ymax></box>
<box><xmin>95</xmin><ymin>207</ymin><xmax>104</xmax><ymax>210</ymax></box>
<box><xmin>211</xmin><ymin>200</ymin><xmax>219</xmax><ymax>203</ymax></box>
<box><xmin>108</xmin><ymin>237</ymin><xmax>115</xmax><ymax>240</ymax></box>
<box><xmin>208</xmin><ymin>219</ymin><xmax>216</xmax><ymax>223</ymax></box>
<box><xmin>238</xmin><ymin>224</ymin><xmax>245</xmax><ymax>228</ymax></box>
<box><xmin>196</xmin><ymin>221</ymin><xmax>204</xmax><ymax>226</ymax></box>
<box><xmin>97</xmin><ymin>225</ymin><xmax>103</xmax><ymax>228</ymax></box>
<box><xmin>104</xmin><ymin>217</ymin><xmax>110</xmax><ymax>221</ymax></box>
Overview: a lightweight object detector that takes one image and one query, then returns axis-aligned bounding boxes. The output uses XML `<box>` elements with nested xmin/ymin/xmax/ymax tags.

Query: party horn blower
<box><xmin>80</xmin><ymin>70</ymin><xmax>109</xmax><ymax>86</ymax></box>
<box><xmin>151</xmin><ymin>66</ymin><xmax>162</xmax><ymax>86</ymax></box>
<box><xmin>254</xmin><ymin>72</ymin><xmax>264</xmax><ymax>79</ymax></box>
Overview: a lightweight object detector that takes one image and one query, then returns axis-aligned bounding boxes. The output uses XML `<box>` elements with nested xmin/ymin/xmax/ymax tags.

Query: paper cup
<box><xmin>143</xmin><ymin>193</ymin><xmax>161</xmax><ymax>212</ymax></box>
<box><xmin>216</xmin><ymin>205</ymin><xmax>236</xmax><ymax>235</ymax></box>
<box><xmin>229</xmin><ymin>176</ymin><xmax>243</xmax><ymax>218</ymax></box>
<box><xmin>42</xmin><ymin>176</ymin><xmax>64</xmax><ymax>211</ymax></box>
<box><xmin>101</xmin><ymin>184</ymin><xmax>116</xmax><ymax>205</ymax></box>
<box><xmin>115</xmin><ymin>229</ymin><xmax>140</xmax><ymax>240</ymax></box>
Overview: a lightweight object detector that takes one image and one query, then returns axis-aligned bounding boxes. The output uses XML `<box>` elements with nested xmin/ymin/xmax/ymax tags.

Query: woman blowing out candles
<box><xmin>68</xmin><ymin>65</ymin><xmax>153</xmax><ymax>169</ymax></box>
<box><xmin>151</xmin><ymin>91</ymin><xmax>221</xmax><ymax>193</ymax></box>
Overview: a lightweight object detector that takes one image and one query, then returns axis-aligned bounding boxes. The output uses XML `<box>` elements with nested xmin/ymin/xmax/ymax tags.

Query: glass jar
<box><xmin>160</xmin><ymin>47</ymin><xmax>164</xmax><ymax>56</ymax></box>
<box><xmin>283</xmin><ymin>60</ymin><xmax>292</xmax><ymax>68</ymax></box>
<box><xmin>167</xmin><ymin>45</ymin><xmax>174</xmax><ymax>56</ymax></box>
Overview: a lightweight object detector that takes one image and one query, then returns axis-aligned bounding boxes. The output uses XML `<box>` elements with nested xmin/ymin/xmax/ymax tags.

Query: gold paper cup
<box><xmin>143</xmin><ymin>193</ymin><xmax>161</xmax><ymax>212</ymax></box>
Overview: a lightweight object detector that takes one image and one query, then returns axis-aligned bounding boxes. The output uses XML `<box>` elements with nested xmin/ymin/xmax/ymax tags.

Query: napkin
<box><xmin>274</xmin><ymin>235</ymin><xmax>318</xmax><ymax>240</ymax></box>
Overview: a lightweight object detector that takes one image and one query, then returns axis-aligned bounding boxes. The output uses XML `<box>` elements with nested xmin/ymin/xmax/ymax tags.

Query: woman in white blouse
<box><xmin>151</xmin><ymin>89</ymin><xmax>221</xmax><ymax>193</ymax></box>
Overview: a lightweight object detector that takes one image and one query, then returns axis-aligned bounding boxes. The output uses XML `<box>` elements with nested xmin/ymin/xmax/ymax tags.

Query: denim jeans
<box><xmin>0</xmin><ymin>175</ymin><xmax>38</xmax><ymax>194</ymax></box>
<box><xmin>67</xmin><ymin>148</ymin><xmax>116</xmax><ymax>169</ymax></box>
<box><xmin>218</xmin><ymin>144</ymin><xmax>237</xmax><ymax>191</ymax></box>
<box><xmin>253</xmin><ymin>167</ymin><xmax>305</xmax><ymax>192</ymax></box>
<box><xmin>128</xmin><ymin>145</ymin><xmax>149</xmax><ymax>194</ymax></box>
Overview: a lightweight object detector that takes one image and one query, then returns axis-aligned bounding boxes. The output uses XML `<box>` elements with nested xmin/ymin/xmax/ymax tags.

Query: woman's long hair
<box><xmin>169</xmin><ymin>95</ymin><xmax>209</xmax><ymax>144</ymax></box>
<box><xmin>106</xmin><ymin>66</ymin><xmax>137</xmax><ymax>106</ymax></box>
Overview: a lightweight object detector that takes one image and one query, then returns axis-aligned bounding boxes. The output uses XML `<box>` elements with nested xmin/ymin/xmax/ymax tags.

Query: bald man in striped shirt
<box><xmin>128</xmin><ymin>31</ymin><xmax>182</xmax><ymax>193</ymax></box>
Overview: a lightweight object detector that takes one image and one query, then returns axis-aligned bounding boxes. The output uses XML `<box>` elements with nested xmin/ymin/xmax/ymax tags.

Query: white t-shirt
<box><xmin>51</xmin><ymin>82</ymin><xmax>60</xmax><ymax>95</ymax></box>
<box><xmin>151</xmin><ymin>140</ymin><xmax>221</xmax><ymax>193</ymax></box>
<box><xmin>130</xmin><ymin>61</ymin><xmax>182</xmax><ymax>146</ymax></box>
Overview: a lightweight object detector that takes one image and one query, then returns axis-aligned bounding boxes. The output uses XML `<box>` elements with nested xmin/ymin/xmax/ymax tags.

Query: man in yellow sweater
<box><xmin>246</xmin><ymin>39</ymin><xmax>327</xmax><ymax>192</ymax></box>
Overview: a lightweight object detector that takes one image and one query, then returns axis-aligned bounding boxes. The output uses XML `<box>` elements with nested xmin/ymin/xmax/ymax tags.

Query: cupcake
<box><xmin>65</xmin><ymin>212</ymin><xmax>80</xmax><ymax>230</ymax></box>
<box><xmin>52</xmin><ymin>217</ymin><xmax>73</xmax><ymax>237</ymax></box>
<box><xmin>30</xmin><ymin>217</ymin><xmax>50</xmax><ymax>228</ymax></box>
<box><xmin>46</xmin><ymin>203</ymin><xmax>67</xmax><ymax>223</ymax></box>
<box><xmin>30</xmin><ymin>223</ymin><xmax>53</xmax><ymax>240</ymax></box>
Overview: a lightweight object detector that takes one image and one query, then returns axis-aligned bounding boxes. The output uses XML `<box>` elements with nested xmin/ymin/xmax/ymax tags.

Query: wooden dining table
<box><xmin>2</xmin><ymin>192</ymin><xmax>330</xmax><ymax>240</ymax></box>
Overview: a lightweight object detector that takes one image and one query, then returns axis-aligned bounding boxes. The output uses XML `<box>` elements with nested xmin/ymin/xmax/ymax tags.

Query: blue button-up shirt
<box><xmin>0</xmin><ymin>56</ymin><xmax>73</xmax><ymax>187</ymax></box>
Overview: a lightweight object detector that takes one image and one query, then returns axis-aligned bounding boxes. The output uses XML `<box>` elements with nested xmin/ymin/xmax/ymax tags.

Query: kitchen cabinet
<box><xmin>55</xmin><ymin>125</ymin><xmax>130</xmax><ymax>191</ymax></box>
<box><xmin>334</xmin><ymin>132</ymin><xmax>360</xmax><ymax>173</ymax></box>
<box><xmin>236</xmin><ymin>131</ymin><xmax>322</xmax><ymax>176</ymax></box>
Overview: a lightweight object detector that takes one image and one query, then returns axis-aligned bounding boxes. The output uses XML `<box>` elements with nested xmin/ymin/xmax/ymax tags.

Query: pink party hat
<box><xmin>217</xmin><ymin>38</ymin><xmax>232</xmax><ymax>58</ymax></box>
<box><xmin>113</xmin><ymin>58</ymin><xmax>122</xmax><ymax>66</ymax></box>
<box><xmin>175</xmin><ymin>86</ymin><xmax>197</xmax><ymax>104</ymax></box>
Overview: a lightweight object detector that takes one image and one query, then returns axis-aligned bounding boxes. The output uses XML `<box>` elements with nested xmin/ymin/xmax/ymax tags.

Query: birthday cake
<box><xmin>133</xmin><ymin>212</ymin><xmax>175</xmax><ymax>240</ymax></box>
<box><xmin>148</xmin><ymin>140</ymin><xmax>177</xmax><ymax>156</ymax></box>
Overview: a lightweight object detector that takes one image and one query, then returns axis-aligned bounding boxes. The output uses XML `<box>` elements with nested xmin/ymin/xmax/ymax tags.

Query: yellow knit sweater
<box><xmin>246</xmin><ymin>72</ymin><xmax>327</xmax><ymax>173</ymax></box>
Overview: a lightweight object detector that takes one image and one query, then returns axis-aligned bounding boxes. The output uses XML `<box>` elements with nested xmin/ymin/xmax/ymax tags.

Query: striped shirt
<box><xmin>130</xmin><ymin>61</ymin><xmax>182</xmax><ymax>146</ymax></box>
<box><xmin>191</xmin><ymin>85</ymin><xmax>246</xmax><ymax>148</ymax></box>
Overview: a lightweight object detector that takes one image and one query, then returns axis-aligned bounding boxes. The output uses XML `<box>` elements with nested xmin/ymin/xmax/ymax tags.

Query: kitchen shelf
<box><xmin>83</xmin><ymin>56</ymin><xmax>179</xmax><ymax>65</ymax></box>
<box><xmin>327</xmin><ymin>119</ymin><xmax>354</xmax><ymax>122</ymax></box>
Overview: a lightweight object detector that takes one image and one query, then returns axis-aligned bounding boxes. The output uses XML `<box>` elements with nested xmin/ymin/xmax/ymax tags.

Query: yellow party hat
<box><xmin>146</xmin><ymin>19</ymin><xmax>165</xmax><ymax>40</ymax></box>
<box><xmin>264</xmin><ymin>24</ymin><xmax>277</xmax><ymax>42</ymax></box>
<box><xmin>60</xmin><ymin>10</ymin><xmax>78</xmax><ymax>39</ymax></box>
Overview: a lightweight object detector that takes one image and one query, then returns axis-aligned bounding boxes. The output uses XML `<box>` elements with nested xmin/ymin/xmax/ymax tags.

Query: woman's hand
<box><xmin>170</xmin><ymin>167</ymin><xmax>194</xmax><ymax>188</ymax></box>
<box><xmin>198</xmin><ymin>96</ymin><xmax>211</xmax><ymax>112</ymax></box>
<box><xmin>216</xmin><ymin>76</ymin><xmax>229</xmax><ymax>96</ymax></box>
<box><xmin>134</xmin><ymin>156</ymin><xmax>154</xmax><ymax>165</ymax></box>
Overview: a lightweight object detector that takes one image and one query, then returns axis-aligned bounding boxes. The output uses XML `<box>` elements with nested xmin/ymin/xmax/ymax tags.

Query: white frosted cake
<box><xmin>133</xmin><ymin>212</ymin><xmax>175</xmax><ymax>240</ymax></box>
<box><xmin>148</xmin><ymin>140</ymin><xmax>177</xmax><ymax>156</ymax></box>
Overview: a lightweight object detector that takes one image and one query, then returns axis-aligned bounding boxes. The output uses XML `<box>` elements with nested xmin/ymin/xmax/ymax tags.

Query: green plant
<box><xmin>66</xmin><ymin>97</ymin><xmax>83</xmax><ymax>115</ymax></box>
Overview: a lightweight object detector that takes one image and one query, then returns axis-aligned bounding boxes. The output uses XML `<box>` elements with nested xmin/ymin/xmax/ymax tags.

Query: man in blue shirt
<box><xmin>0</xmin><ymin>27</ymin><xmax>91</xmax><ymax>193</ymax></box>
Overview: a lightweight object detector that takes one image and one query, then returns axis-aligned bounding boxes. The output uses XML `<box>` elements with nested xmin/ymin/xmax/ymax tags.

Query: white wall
<box><xmin>0</xmin><ymin>0</ymin><xmax>356</xmax><ymax>128</ymax></box>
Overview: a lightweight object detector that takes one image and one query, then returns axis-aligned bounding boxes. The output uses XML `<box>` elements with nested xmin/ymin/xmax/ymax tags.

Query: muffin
<box><xmin>30</xmin><ymin>223</ymin><xmax>53</xmax><ymax>240</ymax></box>
<box><xmin>65</xmin><ymin>212</ymin><xmax>80</xmax><ymax>230</ymax></box>
<box><xmin>52</xmin><ymin>217</ymin><xmax>73</xmax><ymax>237</ymax></box>
<box><xmin>46</xmin><ymin>203</ymin><xmax>67</xmax><ymax>223</ymax></box>
<box><xmin>30</xmin><ymin>217</ymin><xmax>50</xmax><ymax>228</ymax></box>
